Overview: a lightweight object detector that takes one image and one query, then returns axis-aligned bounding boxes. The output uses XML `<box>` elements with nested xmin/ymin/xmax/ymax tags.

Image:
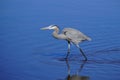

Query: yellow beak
<box><xmin>40</xmin><ymin>27</ymin><xmax>49</xmax><ymax>30</ymax></box>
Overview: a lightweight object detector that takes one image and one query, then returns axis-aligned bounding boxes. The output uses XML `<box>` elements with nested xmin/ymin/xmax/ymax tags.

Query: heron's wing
<box><xmin>62</xmin><ymin>28</ymin><xmax>91</xmax><ymax>44</ymax></box>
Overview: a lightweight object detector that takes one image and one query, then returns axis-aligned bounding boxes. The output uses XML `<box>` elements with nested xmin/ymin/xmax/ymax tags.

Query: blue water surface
<box><xmin>0</xmin><ymin>0</ymin><xmax>120</xmax><ymax>80</ymax></box>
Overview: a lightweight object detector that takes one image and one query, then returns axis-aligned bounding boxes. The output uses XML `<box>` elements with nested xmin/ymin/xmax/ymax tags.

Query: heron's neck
<box><xmin>52</xmin><ymin>27</ymin><xmax>66</xmax><ymax>39</ymax></box>
<box><xmin>52</xmin><ymin>27</ymin><xmax>60</xmax><ymax>38</ymax></box>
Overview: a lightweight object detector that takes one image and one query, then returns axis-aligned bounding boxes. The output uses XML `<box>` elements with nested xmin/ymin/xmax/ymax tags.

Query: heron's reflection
<box><xmin>65</xmin><ymin>60</ymin><xmax>89</xmax><ymax>80</ymax></box>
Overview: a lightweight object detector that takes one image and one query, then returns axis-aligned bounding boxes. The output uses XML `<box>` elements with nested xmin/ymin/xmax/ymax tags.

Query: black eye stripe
<box><xmin>51</xmin><ymin>25</ymin><xmax>57</xmax><ymax>27</ymax></box>
<box><xmin>51</xmin><ymin>25</ymin><xmax>59</xmax><ymax>29</ymax></box>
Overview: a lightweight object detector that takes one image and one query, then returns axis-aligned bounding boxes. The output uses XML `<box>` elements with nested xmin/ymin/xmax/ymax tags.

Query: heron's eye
<box><xmin>52</xmin><ymin>26</ymin><xmax>56</xmax><ymax>29</ymax></box>
<box><xmin>49</xmin><ymin>25</ymin><xmax>58</xmax><ymax>29</ymax></box>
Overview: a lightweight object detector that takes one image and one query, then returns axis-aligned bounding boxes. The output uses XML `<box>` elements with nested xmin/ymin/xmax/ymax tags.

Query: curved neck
<box><xmin>54</xmin><ymin>27</ymin><xmax>59</xmax><ymax>33</ymax></box>
<box><xmin>52</xmin><ymin>27</ymin><xmax>67</xmax><ymax>39</ymax></box>
<box><xmin>52</xmin><ymin>27</ymin><xmax>60</xmax><ymax>38</ymax></box>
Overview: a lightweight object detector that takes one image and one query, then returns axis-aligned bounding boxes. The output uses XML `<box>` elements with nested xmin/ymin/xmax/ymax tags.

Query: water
<box><xmin>0</xmin><ymin>0</ymin><xmax>120</xmax><ymax>80</ymax></box>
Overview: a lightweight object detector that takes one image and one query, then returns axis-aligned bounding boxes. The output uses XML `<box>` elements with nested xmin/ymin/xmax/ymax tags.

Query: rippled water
<box><xmin>0</xmin><ymin>0</ymin><xmax>120</xmax><ymax>80</ymax></box>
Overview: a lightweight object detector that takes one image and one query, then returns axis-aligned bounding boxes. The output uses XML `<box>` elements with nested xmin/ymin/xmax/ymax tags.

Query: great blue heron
<box><xmin>41</xmin><ymin>25</ymin><xmax>91</xmax><ymax>61</ymax></box>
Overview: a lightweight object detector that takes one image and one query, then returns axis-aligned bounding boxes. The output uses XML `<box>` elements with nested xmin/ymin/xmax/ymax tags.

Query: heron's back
<box><xmin>62</xmin><ymin>28</ymin><xmax>91</xmax><ymax>44</ymax></box>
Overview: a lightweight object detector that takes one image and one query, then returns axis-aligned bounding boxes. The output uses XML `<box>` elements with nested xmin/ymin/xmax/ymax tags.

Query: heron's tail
<box><xmin>86</xmin><ymin>36</ymin><xmax>92</xmax><ymax>41</ymax></box>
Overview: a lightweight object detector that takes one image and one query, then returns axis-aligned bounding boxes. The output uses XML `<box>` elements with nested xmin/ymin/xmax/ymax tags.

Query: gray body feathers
<box><xmin>62</xmin><ymin>28</ymin><xmax>91</xmax><ymax>44</ymax></box>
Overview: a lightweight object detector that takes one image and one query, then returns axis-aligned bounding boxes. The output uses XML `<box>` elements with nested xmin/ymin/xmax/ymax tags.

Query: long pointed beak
<box><xmin>40</xmin><ymin>27</ymin><xmax>49</xmax><ymax>30</ymax></box>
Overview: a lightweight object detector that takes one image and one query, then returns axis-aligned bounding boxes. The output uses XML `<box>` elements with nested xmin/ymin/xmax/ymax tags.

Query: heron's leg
<box><xmin>68</xmin><ymin>41</ymin><xmax>71</xmax><ymax>53</ymax></box>
<box><xmin>65</xmin><ymin>41</ymin><xmax>71</xmax><ymax>59</ymax></box>
<box><xmin>77</xmin><ymin>45</ymin><xmax>87</xmax><ymax>61</ymax></box>
<box><xmin>65</xmin><ymin>59</ymin><xmax>70</xmax><ymax>75</ymax></box>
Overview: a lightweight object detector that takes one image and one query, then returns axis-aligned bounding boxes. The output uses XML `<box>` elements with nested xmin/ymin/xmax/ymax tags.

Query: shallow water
<box><xmin>0</xmin><ymin>0</ymin><xmax>120</xmax><ymax>80</ymax></box>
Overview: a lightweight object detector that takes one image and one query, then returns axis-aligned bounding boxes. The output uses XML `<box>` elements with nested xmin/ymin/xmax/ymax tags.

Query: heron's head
<box><xmin>40</xmin><ymin>25</ymin><xmax>59</xmax><ymax>30</ymax></box>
